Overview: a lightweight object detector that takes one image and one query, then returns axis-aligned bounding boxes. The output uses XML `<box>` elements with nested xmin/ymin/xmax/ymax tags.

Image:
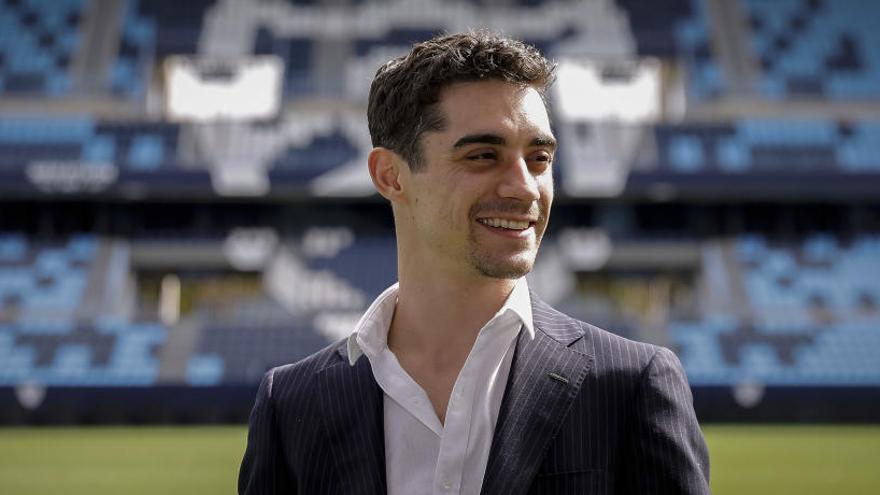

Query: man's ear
<box><xmin>368</xmin><ymin>147</ymin><xmax>407</xmax><ymax>201</ymax></box>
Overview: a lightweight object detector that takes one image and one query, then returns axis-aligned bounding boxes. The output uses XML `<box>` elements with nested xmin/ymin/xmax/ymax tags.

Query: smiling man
<box><xmin>239</xmin><ymin>32</ymin><xmax>710</xmax><ymax>495</ymax></box>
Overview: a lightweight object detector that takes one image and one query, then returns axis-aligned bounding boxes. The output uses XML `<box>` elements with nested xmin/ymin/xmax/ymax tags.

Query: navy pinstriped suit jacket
<box><xmin>239</xmin><ymin>295</ymin><xmax>710</xmax><ymax>494</ymax></box>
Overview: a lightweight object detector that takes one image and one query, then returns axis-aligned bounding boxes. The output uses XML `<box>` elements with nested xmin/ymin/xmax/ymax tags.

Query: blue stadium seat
<box><xmin>618</xmin><ymin>0</ymin><xmax>722</xmax><ymax>100</ymax></box>
<box><xmin>743</xmin><ymin>0</ymin><xmax>880</xmax><ymax>99</ymax></box>
<box><xmin>654</xmin><ymin>119</ymin><xmax>880</xmax><ymax>174</ymax></box>
<box><xmin>270</xmin><ymin>129</ymin><xmax>361</xmax><ymax>181</ymax></box>
<box><xmin>109</xmin><ymin>0</ymin><xmax>156</xmax><ymax>98</ymax></box>
<box><xmin>0</xmin><ymin>235</ymin><xmax>175</xmax><ymax>387</ymax></box>
<box><xmin>303</xmin><ymin>235</ymin><xmax>397</xmax><ymax>298</ymax></box>
<box><xmin>668</xmin><ymin>135</ymin><xmax>705</xmax><ymax>172</ymax></box>
<box><xmin>190</xmin><ymin>322</ymin><xmax>330</xmax><ymax>384</ymax></box>
<box><xmin>186</xmin><ymin>353</ymin><xmax>225</xmax><ymax>386</ymax></box>
<box><xmin>0</xmin><ymin>0</ymin><xmax>85</xmax><ymax>97</ymax></box>
<box><xmin>108</xmin><ymin>0</ymin><xmax>216</xmax><ymax>97</ymax></box>
<box><xmin>673</xmin><ymin>234</ymin><xmax>880</xmax><ymax>386</ymax></box>
<box><xmin>0</xmin><ymin>234</ymin><xmax>27</xmax><ymax>262</ymax></box>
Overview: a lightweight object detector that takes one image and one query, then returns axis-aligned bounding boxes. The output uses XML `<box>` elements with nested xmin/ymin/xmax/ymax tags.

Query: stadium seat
<box><xmin>672</xmin><ymin>234</ymin><xmax>880</xmax><ymax>386</ymax></box>
<box><xmin>0</xmin><ymin>0</ymin><xmax>85</xmax><ymax>97</ymax></box>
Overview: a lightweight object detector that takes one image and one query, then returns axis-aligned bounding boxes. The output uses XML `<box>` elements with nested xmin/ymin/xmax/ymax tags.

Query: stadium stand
<box><xmin>0</xmin><ymin>235</ymin><xmax>167</xmax><ymax>386</ymax></box>
<box><xmin>112</xmin><ymin>0</ymin><xmax>155</xmax><ymax>98</ymax></box>
<box><xmin>0</xmin><ymin>0</ymin><xmax>878</xmax><ymax>423</ymax></box>
<box><xmin>617</xmin><ymin>0</ymin><xmax>722</xmax><ymax>99</ymax></box>
<box><xmin>0</xmin><ymin>117</ymin><xmax>182</xmax><ymax>170</ymax></box>
<box><xmin>742</xmin><ymin>0</ymin><xmax>880</xmax><ymax>99</ymax></box>
<box><xmin>0</xmin><ymin>0</ymin><xmax>85</xmax><ymax>96</ymax></box>
<box><xmin>188</xmin><ymin>319</ymin><xmax>330</xmax><ymax>385</ymax></box>
<box><xmin>3</xmin><ymin>115</ymin><xmax>878</xmax><ymax>197</ymax></box>
<box><xmin>671</xmin><ymin>235</ymin><xmax>880</xmax><ymax>386</ymax></box>
<box><xmin>655</xmin><ymin>119</ymin><xmax>880</xmax><ymax>174</ymax></box>
<box><xmin>0</xmin><ymin>229</ymin><xmax>400</xmax><ymax>389</ymax></box>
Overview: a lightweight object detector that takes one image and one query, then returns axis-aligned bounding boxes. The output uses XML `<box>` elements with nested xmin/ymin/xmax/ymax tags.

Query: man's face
<box><xmin>401</xmin><ymin>79</ymin><xmax>555</xmax><ymax>280</ymax></box>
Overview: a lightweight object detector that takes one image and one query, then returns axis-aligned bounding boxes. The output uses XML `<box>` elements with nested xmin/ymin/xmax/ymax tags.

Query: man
<box><xmin>239</xmin><ymin>32</ymin><xmax>710</xmax><ymax>494</ymax></box>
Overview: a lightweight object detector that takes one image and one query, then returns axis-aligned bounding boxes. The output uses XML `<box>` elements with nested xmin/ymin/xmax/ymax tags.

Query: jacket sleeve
<box><xmin>619</xmin><ymin>346</ymin><xmax>711</xmax><ymax>494</ymax></box>
<box><xmin>239</xmin><ymin>369</ymin><xmax>295</xmax><ymax>494</ymax></box>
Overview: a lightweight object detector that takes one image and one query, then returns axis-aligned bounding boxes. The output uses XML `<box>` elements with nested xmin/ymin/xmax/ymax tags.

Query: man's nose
<box><xmin>498</xmin><ymin>157</ymin><xmax>541</xmax><ymax>202</ymax></box>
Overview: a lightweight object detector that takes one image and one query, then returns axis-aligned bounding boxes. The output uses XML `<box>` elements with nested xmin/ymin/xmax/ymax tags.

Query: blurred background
<box><xmin>0</xmin><ymin>0</ymin><xmax>878</xmax><ymax>493</ymax></box>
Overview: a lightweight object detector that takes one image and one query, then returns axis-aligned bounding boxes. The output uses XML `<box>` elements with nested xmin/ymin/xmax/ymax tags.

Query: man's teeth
<box><xmin>479</xmin><ymin>218</ymin><xmax>531</xmax><ymax>230</ymax></box>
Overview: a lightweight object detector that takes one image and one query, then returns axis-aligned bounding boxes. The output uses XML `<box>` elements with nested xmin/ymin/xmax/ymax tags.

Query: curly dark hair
<box><xmin>367</xmin><ymin>31</ymin><xmax>556</xmax><ymax>171</ymax></box>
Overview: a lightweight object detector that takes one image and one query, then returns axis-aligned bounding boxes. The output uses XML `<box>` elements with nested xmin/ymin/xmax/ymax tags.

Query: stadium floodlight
<box><xmin>164</xmin><ymin>56</ymin><xmax>283</xmax><ymax>121</ymax></box>
<box><xmin>554</xmin><ymin>57</ymin><xmax>662</xmax><ymax>123</ymax></box>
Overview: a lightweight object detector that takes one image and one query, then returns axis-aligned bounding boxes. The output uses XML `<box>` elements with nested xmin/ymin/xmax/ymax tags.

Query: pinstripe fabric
<box><xmin>239</xmin><ymin>342</ymin><xmax>387</xmax><ymax>494</ymax></box>
<box><xmin>239</xmin><ymin>295</ymin><xmax>710</xmax><ymax>494</ymax></box>
<box><xmin>481</xmin><ymin>295</ymin><xmax>710</xmax><ymax>494</ymax></box>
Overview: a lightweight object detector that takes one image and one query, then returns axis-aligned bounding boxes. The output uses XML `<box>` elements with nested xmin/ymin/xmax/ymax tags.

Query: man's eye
<box><xmin>468</xmin><ymin>151</ymin><xmax>497</xmax><ymax>161</ymax></box>
<box><xmin>530</xmin><ymin>152</ymin><xmax>553</xmax><ymax>165</ymax></box>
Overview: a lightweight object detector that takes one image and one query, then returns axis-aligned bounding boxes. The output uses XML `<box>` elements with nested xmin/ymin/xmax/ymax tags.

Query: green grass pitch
<box><xmin>0</xmin><ymin>425</ymin><xmax>878</xmax><ymax>494</ymax></box>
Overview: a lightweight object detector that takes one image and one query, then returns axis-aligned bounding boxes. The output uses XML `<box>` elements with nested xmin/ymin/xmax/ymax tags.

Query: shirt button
<box><xmin>441</xmin><ymin>480</ymin><xmax>452</xmax><ymax>490</ymax></box>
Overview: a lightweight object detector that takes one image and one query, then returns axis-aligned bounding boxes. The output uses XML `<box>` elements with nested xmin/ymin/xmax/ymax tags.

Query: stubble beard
<box><xmin>467</xmin><ymin>241</ymin><xmax>537</xmax><ymax>279</ymax></box>
<box><xmin>466</xmin><ymin>201</ymin><xmax>548</xmax><ymax>280</ymax></box>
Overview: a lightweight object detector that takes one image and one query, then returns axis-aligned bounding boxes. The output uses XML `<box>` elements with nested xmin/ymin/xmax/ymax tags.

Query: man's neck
<box><xmin>388</xmin><ymin>270</ymin><xmax>516</xmax><ymax>364</ymax></box>
<box><xmin>386</xmin><ymin>260</ymin><xmax>520</xmax><ymax>424</ymax></box>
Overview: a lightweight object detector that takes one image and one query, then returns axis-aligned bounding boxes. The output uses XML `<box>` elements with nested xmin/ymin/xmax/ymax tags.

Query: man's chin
<box><xmin>469</xmin><ymin>253</ymin><xmax>535</xmax><ymax>280</ymax></box>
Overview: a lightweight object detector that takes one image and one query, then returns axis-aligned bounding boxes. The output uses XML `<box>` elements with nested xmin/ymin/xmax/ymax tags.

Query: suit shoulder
<box><xmin>265</xmin><ymin>337</ymin><xmax>348</xmax><ymax>397</ymax></box>
<box><xmin>533</xmin><ymin>296</ymin><xmax>667</xmax><ymax>365</ymax></box>
<box><xmin>566</xmin><ymin>315</ymin><xmax>675</xmax><ymax>376</ymax></box>
<box><xmin>585</xmin><ymin>320</ymin><xmax>662</xmax><ymax>355</ymax></box>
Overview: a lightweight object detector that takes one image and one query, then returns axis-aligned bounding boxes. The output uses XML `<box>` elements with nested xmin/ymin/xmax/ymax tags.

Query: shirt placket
<box><xmin>432</xmin><ymin>313</ymin><xmax>514</xmax><ymax>495</ymax></box>
<box><xmin>433</xmin><ymin>339</ymin><xmax>480</xmax><ymax>493</ymax></box>
<box><xmin>376</xmin><ymin>348</ymin><xmax>443</xmax><ymax>435</ymax></box>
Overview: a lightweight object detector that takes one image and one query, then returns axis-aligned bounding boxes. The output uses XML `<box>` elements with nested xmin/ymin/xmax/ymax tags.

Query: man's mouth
<box><xmin>476</xmin><ymin>218</ymin><xmax>534</xmax><ymax>231</ymax></box>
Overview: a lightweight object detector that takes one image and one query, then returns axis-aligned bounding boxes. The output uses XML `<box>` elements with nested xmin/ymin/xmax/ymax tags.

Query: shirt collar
<box><xmin>347</xmin><ymin>278</ymin><xmax>534</xmax><ymax>366</ymax></box>
<box><xmin>347</xmin><ymin>283</ymin><xmax>399</xmax><ymax>365</ymax></box>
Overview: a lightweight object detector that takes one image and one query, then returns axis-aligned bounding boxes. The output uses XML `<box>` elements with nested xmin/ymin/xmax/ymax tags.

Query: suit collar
<box><xmin>480</xmin><ymin>294</ymin><xmax>594</xmax><ymax>495</ymax></box>
<box><xmin>527</xmin><ymin>291</ymin><xmax>590</xmax><ymax>346</ymax></box>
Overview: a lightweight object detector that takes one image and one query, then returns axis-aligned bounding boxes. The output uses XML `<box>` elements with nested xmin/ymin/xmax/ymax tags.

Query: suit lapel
<box><xmin>317</xmin><ymin>350</ymin><xmax>386</xmax><ymax>494</ymax></box>
<box><xmin>481</xmin><ymin>297</ymin><xmax>594</xmax><ymax>495</ymax></box>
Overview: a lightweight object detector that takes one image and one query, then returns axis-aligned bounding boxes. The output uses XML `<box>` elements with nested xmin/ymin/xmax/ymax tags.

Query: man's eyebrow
<box><xmin>532</xmin><ymin>135</ymin><xmax>557</xmax><ymax>150</ymax></box>
<box><xmin>452</xmin><ymin>133</ymin><xmax>506</xmax><ymax>148</ymax></box>
<box><xmin>452</xmin><ymin>133</ymin><xmax>558</xmax><ymax>150</ymax></box>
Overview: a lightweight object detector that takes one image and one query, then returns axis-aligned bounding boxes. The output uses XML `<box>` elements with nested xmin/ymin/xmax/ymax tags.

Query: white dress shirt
<box><xmin>346</xmin><ymin>278</ymin><xmax>534</xmax><ymax>495</ymax></box>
